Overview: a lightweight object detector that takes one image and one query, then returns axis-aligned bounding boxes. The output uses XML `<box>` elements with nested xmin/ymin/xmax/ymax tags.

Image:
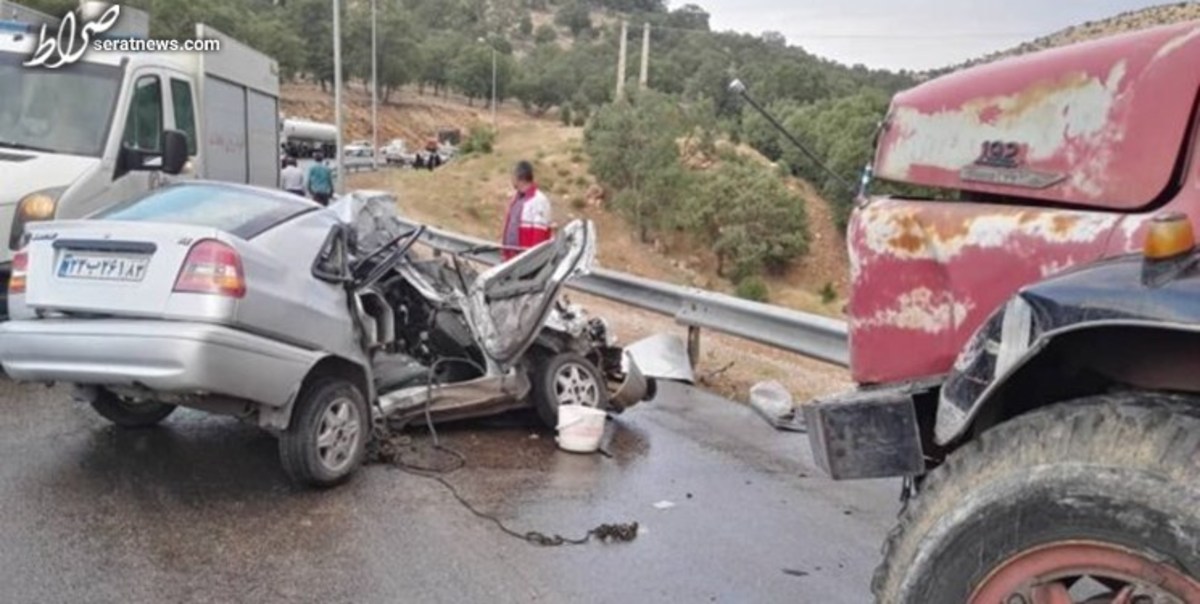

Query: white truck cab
<box><xmin>0</xmin><ymin>4</ymin><xmax>279</xmax><ymax>315</ymax></box>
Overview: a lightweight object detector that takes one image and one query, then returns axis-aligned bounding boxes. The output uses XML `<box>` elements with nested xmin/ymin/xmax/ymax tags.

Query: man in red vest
<box><xmin>500</xmin><ymin>161</ymin><xmax>553</xmax><ymax>260</ymax></box>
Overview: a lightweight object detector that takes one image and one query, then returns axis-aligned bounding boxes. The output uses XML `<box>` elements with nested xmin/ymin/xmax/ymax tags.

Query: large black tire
<box><xmin>873</xmin><ymin>394</ymin><xmax>1200</xmax><ymax>603</ymax></box>
<box><xmin>532</xmin><ymin>352</ymin><xmax>609</xmax><ymax>430</ymax></box>
<box><xmin>279</xmin><ymin>378</ymin><xmax>370</xmax><ymax>488</ymax></box>
<box><xmin>90</xmin><ymin>389</ymin><xmax>176</xmax><ymax>428</ymax></box>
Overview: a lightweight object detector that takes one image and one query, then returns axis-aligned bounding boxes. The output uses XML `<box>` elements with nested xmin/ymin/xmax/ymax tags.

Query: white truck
<box><xmin>0</xmin><ymin>2</ymin><xmax>280</xmax><ymax>315</ymax></box>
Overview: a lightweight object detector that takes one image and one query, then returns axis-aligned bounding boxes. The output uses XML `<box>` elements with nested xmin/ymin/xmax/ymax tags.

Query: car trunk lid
<box><xmin>22</xmin><ymin>220</ymin><xmax>230</xmax><ymax>318</ymax></box>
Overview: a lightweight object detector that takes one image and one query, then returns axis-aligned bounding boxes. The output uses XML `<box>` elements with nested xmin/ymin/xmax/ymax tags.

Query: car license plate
<box><xmin>57</xmin><ymin>252</ymin><xmax>149</xmax><ymax>282</ymax></box>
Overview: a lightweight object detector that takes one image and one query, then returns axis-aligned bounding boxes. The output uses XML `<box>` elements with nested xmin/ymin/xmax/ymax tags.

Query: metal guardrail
<box><xmin>399</xmin><ymin>219</ymin><xmax>850</xmax><ymax>367</ymax></box>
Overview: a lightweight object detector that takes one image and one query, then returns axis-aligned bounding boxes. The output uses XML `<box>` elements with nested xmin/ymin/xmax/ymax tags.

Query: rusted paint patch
<box><xmin>857</xmin><ymin>200</ymin><xmax>1120</xmax><ymax>264</ymax></box>
<box><xmin>851</xmin><ymin>287</ymin><xmax>974</xmax><ymax>335</ymax></box>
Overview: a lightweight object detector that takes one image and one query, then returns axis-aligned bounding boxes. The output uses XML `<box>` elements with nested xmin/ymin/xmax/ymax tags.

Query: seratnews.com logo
<box><xmin>23</xmin><ymin>4</ymin><xmax>220</xmax><ymax>69</ymax></box>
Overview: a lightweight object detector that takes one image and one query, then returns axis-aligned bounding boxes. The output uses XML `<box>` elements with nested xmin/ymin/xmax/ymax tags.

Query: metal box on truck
<box><xmin>195</xmin><ymin>24</ymin><xmax>280</xmax><ymax>188</ymax></box>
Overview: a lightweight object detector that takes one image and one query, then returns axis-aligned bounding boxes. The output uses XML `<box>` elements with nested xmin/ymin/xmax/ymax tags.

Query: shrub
<box><xmin>820</xmin><ymin>282</ymin><xmax>838</xmax><ymax>304</ymax></box>
<box><xmin>460</xmin><ymin>124</ymin><xmax>496</xmax><ymax>155</ymax></box>
<box><xmin>560</xmin><ymin>105</ymin><xmax>573</xmax><ymax>127</ymax></box>
<box><xmin>534</xmin><ymin>24</ymin><xmax>558</xmax><ymax>45</ymax></box>
<box><xmin>735</xmin><ymin>276</ymin><xmax>769</xmax><ymax>302</ymax></box>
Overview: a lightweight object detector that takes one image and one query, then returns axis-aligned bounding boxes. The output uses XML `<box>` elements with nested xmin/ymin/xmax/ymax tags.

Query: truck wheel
<box><xmin>279</xmin><ymin>378</ymin><xmax>369</xmax><ymax>488</ymax></box>
<box><xmin>872</xmin><ymin>394</ymin><xmax>1200</xmax><ymax>603</ymax></box>
<box><xmin>90</xmin><ymin>389</ymin><xmax>176</xmax><ymax>428</ymax></box>
<box><xmin>532</xmin><ymin>352</ymin><xmax>609</xmax><ymax>430</ymax></box>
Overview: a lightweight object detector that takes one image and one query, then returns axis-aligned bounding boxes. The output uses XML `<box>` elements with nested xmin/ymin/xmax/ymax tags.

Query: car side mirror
<box><xmin>160</xmin><ymin>129</ymin><xmax>188</xmax><ymax>175</ymax></box>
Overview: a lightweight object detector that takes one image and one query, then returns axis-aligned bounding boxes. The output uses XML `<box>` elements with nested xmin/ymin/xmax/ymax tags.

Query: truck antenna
<box><xmin>729</xmin><ymin>79</ymin><xmax>856</xmax><ymax>193</ymax></box>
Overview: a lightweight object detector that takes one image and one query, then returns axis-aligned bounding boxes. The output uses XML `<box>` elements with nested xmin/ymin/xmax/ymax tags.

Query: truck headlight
<box><xmin>11</xmin><ymin>188</ymin><xmax>63</xmax><ymax>251</ymax></box>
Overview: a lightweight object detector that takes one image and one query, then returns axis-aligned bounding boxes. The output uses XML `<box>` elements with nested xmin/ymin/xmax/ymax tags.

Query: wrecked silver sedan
<box><xmin>0</xmin><ymin>183</ymin><xmax>669</xmax><ymax>487</ymax></box>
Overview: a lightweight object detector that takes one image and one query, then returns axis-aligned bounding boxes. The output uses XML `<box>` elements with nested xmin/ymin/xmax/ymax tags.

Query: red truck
<box><xmin>804</xmin><ymin>21</ymin><xmax>1200</xmax><ymax>603</ymax></box>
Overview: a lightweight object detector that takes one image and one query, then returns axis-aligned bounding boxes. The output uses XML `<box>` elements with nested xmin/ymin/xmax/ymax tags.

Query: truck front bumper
<box><xmin>0</xmin><ymin>319</ymin><xmax>324</xmax><ymax>408</ymax></box>
<box><xmin>803</xmin><ymin>385</ymin><xmax>927</xmax><ymax>480</ymax></box>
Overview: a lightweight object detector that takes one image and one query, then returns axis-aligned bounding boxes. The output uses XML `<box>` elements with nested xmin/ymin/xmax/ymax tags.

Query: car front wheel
<box><xmin>279</xmin><ymin>377</ymin><xmax>369</xmax><ymax>488</ymax></box>
<box><xmin>532</xmin><ymin>352</ymin><xmax>609</xmax><ymax>430</ymax></box>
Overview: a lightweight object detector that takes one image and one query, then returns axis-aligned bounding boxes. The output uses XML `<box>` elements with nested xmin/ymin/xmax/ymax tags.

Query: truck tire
<box><xmin>873</xmin><ymin>393</ymin><xmax>1200</xmax><ymax>604</ymax></box>
<box><xmin>532</xmin><ymin>352</ymin><xmax>609</xmax><ymax>430</ymax></box>
<box><xmin>90</xmin><ymin>389</ymin><xmax>176</xmax><ymax>428</ymax></box>
<box><xmin>279</xmin><ymin>377</ymin><xmax>369</xmax><ymax>488</ymax></box>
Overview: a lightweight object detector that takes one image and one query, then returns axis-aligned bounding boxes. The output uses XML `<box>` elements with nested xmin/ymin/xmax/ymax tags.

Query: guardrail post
<box><xmin>687</xmin><ymin>325</ymin><xmax>701</xmax><ymax>369</ymax></box>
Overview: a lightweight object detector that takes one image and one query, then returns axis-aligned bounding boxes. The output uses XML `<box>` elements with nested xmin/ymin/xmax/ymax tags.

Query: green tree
<box><xmin>585</xmin><ymin>91</ymin><xmax>690</xmax><ymax>241</ymax></box>
<box><xmin>534</xmin><ymin>24</ymin><xmax>558</xmax><ymax>45</ymax></box>
<box><xmin>517</xmin><ymin>14</ymin><xmax>534</xmax><ymax>38</ymax></box>
<box><xmin>554</xmin><ymin>1</ymin><xmax>591</xmax><ymax>37</ymax></box>
<box><xmin>686</xmin><ymin>157</ymin><xmax>809</xmax><ymax>278</ymax></box>
<box><xmin>450</xmin><ymin>44</ymin><xmax>515</xmax><ymax>104</ymax></box>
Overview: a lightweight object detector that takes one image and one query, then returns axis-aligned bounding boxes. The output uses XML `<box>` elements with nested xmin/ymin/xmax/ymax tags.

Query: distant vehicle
<box><xmin>0</xmin><ymin>2</ymin><xmax>280</xmax><ymax>317</ymax></box>
<box><xmin>282</xmin><ymin>118</ymin><xmax>338</xmax><ymax>160</ymax></box>
<box><xmin>382</xmin><ymin>139</ymin><xmax>413</xmax><ymax>165</ymax></box>
<box><xmin>349</xmin><ymin>139</ymin><xmax>373</xmax><ymax>151</ymax></box>
<box><xmin>0</xmin><ymin>186</ymin><xmax>668</xmax><ymax>487</ymax></box>
<box><xmin>341</xmin><ymin>144</ymin><xmax>376</xmax><ymax>171</ymax></box>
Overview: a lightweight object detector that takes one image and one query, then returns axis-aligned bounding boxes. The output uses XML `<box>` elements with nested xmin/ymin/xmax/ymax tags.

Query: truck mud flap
<box><xmin>803</xmin><ymin>387</ymin><xmax>925</xmax><ymax>480</ymax></box>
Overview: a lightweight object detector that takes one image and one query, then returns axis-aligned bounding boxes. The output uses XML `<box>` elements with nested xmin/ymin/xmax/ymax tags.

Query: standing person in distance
<box><xmin>500</xmin><ymin>160</ymin><xmax>552</xmax><ymax>260</ymax></box>
<box><xmin>280</xmin><ymin>157</ymin><xmax>306</xmax><ymax>197</ymax></box>
<box><xmin>306</xmin><ymin>152</ymin><xmax>335</xmax><ymax>206</ymax></box>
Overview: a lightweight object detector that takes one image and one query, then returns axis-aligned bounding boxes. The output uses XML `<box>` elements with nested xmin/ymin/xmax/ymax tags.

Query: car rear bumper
<box><xmin>0</xmin><ymin>319</ymin><xmax>323</xmax><ymax>408</ymax></box>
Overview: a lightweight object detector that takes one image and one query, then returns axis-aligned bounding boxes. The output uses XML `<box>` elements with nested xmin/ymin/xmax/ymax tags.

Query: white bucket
<box><xmin>555</xmin><ymin>406</ymin><xmax>607</xmax><ymax>453</ymax></box>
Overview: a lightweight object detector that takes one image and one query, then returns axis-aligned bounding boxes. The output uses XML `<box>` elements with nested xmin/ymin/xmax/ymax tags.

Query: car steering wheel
<box><xmin>352</xmin><ymin>225</ymin><xmax>425</xmax><ymax>291</ymax></box>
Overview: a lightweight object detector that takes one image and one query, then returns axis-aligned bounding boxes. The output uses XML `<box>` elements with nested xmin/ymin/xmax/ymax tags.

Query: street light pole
<box><xmin>371</xmin><ymin>0</ymin><xmax>378</xmax><ymax>170</ymax></box>
<box><xmin>332</xmin><ymin>0</ymin><xmax>344</xmax><ymax>191</ymax></box>
<box><xmin>490</xmin><ymin>46</ymin><xmax>497</xmax><ymax>128</ymax></box>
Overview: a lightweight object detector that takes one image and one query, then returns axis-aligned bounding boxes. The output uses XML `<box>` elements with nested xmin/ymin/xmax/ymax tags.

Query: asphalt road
<box><xmin>0</xmin><ymin>379</ymin><xmax>898</xmax><ymax>603</ymax></box>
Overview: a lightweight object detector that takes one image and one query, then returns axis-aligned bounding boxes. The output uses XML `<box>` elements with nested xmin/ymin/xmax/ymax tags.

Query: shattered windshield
<box><xmin>0</xmin><ymin>51</ymin><xmax>122</xmax><ymax>157</ymax></box>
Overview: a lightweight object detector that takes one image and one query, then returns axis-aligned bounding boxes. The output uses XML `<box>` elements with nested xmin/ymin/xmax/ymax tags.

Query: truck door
<box><xmin>163</xmin><ymin>74</ymin><xmax>200</xmax><ymax>182</ymax></box>
<box><xmin>101</xmin><ymin>69</ymin><xmax>171</xmax><ymax>211</ymax></box>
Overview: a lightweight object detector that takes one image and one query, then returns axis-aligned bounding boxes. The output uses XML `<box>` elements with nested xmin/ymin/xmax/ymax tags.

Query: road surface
<box><xmin>0</xmin><ymin>379</ymin><xmax>898</xmax><ymax>603</ymax></box>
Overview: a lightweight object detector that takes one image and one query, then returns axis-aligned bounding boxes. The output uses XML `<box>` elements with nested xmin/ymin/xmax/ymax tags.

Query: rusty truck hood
<box><xmin>875</xmin><ymin>21</ymin><xmax>1200</xmax><ymax>210</ymax></box>
<box><xmin>848</xmin><ymin>21</ymin><xmax>1200</xmax><ymax>385</ymax></box>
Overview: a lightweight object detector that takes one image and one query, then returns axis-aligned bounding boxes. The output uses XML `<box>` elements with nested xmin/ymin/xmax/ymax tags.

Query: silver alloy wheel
<box><xmin>315</xmin><ymin>397</ymin><xmax>362</xmax><ymax>473</ymax></box>
<box><xmin>554</xmin><ymin>361</ymin><xmax>600</xmax><ymax>408</ymax></box>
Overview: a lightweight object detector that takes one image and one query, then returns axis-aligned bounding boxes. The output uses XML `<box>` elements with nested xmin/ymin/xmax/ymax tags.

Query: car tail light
<box><xmin>9</xmin><ymin>250</ymin><xmax>27</xmax><ymax>295</ymax></box>
<box><xmin>173</xmin><ymin>240</ymin><xmax>246</xmax><ymax>298</ymax></box>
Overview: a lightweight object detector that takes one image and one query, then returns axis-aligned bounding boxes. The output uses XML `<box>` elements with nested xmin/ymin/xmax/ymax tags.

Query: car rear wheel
<box><xmin>872</xmin><ymin>394</ymin><xmax>1200</xmax><ymax>603</ymax></box>
<box><xmin>90</xmin><ymin>389</ymin><xmax>176</xmax><ymax>428</ymax></box>
<box><xmin>532</xmin><ymin>352</ymin><xmax>609</xmax><ymax>430</ymax></box>
<box><xmin>279</xmin><ymin>377</ymin><xmax>369</xmax><ymax>488</ymax></box>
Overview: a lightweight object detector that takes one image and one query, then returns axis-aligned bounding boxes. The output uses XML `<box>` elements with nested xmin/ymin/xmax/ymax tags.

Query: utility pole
<box><xmin>332</xmin><ymin>0</ymin><xmax>344</xmax><ymax>191</ymax></box>
<box><xmin>639</xmin><ymin>22</ymin><xmax>650</xmax><ymax>91</ymax></box>
<box><xmin>371</xmin><ymin>0</ymin><xmax>378</xmax><ymax>170</ymax></box>
<box><xmin>491</xmin><ymin>45</ymin><xmax>497</xmax><ymax>128</ymax></box>
<box><xmin>616</xmin><ymin>20</ymin><xmax>628</xmax><ymax>100</ymax></box>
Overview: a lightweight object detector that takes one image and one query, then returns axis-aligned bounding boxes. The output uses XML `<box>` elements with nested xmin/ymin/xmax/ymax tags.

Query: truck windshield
<box><xmin>0</xmin><ymin>51</ymin><xmax>122</xmax><ymax>157</ymax></box>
